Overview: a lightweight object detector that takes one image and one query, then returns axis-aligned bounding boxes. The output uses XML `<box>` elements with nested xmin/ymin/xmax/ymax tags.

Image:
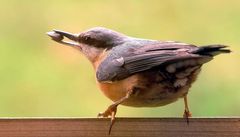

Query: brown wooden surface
<box><xmin>0</xmin><ymin>118</ymin><xmax>239</xmax><ymax>137</ymax></box>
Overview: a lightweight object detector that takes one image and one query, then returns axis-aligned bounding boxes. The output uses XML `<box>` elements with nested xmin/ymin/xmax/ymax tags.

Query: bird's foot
<box><xmin>97</xmin><ymin>104</ymin><xmax>117</xmax><ymax>135</ymax></box>
<box><xmin>183</xmin><ymin>109</ymin><xmax>192</xmax><ymax>125</ymax></box>
<box><xmin>97</xmin><ymin>104</ymin><xmax>117</xmax><ymax>118</ymax></box>
<box><xmin>97</xmin><ymin>90</ymin><xmax>132</xmax><ymax>134</ymax></box>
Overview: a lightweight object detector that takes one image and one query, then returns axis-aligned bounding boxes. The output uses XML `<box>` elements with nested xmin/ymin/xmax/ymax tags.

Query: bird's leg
<box><xmin>98</xmin><ymin>90</ymin><xmax>133</xmax><ymax>134</ymax></box>
<box><xmin>183</xmin><ymin>95</ymin><xmax>192</xmax><ymax>124</ymax></box>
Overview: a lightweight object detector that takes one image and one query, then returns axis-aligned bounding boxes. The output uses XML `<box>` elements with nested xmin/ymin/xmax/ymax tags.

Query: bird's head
<box><xmin>47</xmin><ymin>27</ymin><xmax>126</xmax><ymax>62</ymax></box>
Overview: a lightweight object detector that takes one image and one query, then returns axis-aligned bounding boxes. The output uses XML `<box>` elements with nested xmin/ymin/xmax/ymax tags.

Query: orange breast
<box><xmin>97</xmin><ymin>74</ymin><xmax>140</xmax><ymax>102</ymax></box>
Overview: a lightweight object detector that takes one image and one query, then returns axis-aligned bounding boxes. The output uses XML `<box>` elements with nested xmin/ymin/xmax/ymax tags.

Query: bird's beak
<box><xmin>47</xmin><ymin>30</ymin><xmax>80</xmax><ymax>47</ymax></box>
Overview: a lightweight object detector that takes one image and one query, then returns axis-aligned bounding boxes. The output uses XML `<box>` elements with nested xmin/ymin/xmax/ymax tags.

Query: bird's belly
<box><xmin>97</xmin><ymin>71</ymin><xmax>193</xmax><ymax>107</ymax></box>
<box><xmin>122</xmin><ymin>85</ymin><xmax>190</xmax><ymax>107</ymax></box>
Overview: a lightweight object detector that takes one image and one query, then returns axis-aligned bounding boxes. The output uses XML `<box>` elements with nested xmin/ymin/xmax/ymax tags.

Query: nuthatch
<box><xmin>47</xmin><ymin>27</ymin><xmax>230</xmax><ymax>134</ymax></box>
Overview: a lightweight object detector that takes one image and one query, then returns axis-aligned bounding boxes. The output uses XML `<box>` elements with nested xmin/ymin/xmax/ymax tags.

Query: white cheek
<box><xmin>81</xmin><ymin>46</ymin><xmax>104</xmax><ymax>62</ymax></box>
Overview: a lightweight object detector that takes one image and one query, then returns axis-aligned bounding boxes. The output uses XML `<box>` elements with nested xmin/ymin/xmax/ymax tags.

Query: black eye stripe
<box><xmin>84</xmin><ymin>35</ymin><xmax>91</xmax><ymax>41</ymax></box>
<box><xmin>82</xmin><ymin>35</ymin><xmax>98</xmax><ymax>45</ymax></box>
<box><xmin>79</xmin><ymin>33</ymin><xmax>116</xmax><ymax>48</ymax></box>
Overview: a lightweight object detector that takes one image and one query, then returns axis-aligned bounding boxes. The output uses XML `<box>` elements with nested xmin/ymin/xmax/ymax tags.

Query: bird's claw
<box><xmin>97</xmin><ymin>105</ymin><xmax>117</xmax><ymax>118</ymax></box>
<box><xmin>97</xmin><ymin>112</ymin><xmax>109</xmax><ymax>118</ymax></box>
<box><xmin>183</xmin><ymin>110</ymin><xmax>192</xmax><ymax>125</ymax></box>
<box><xmin>97</xmin><ymin>105</ymin><xmax>118</xmax><ymax>135</ymax></box>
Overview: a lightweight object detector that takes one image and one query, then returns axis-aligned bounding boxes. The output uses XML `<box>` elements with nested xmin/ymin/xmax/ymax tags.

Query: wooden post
<box><xmin>0</xmin><ymin>118</ymin><xmax>239</xmax><ymax>137</ymax></box>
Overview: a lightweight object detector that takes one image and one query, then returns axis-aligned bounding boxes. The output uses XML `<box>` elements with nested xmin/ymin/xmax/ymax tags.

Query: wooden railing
<box><xmin>0</xmin><ymin>118</ymin><xmax>239</xmax><ymax>137</ymax></box>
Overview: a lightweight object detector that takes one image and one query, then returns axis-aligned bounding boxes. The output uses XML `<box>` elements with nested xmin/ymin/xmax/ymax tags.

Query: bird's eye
<box><xmin>84</xmin><ymin>35</ymin><xmax>91</xmax><ymax>41</ymax></box>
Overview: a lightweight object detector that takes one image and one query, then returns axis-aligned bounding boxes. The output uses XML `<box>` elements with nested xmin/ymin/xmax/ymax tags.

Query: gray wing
<box><xmin>96</xmin><ymin>42</ymin><xmax>212</xmax><ymax>82</ymax></box>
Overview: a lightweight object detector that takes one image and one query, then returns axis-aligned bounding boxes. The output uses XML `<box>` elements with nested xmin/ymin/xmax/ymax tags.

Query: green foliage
<box><xmin>0</xmin><ymin>0</ymin><xmax>239</xmax><ymax>117</ymax></box>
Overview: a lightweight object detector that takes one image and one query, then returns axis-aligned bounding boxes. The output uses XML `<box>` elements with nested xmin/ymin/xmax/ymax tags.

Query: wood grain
<box><xmin>0</xmin><ymin>118</ymin><xmax>239</xmax><ymax>137</ymax></box>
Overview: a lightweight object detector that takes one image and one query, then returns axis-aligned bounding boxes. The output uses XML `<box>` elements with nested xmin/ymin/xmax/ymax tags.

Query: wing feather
<box><xmin>96</xmin><ymin>41</ymin><xmax>211</xmax><ymax>82</ymax></box>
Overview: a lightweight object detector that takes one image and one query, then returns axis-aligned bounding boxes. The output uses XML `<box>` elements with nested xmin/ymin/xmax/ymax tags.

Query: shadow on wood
<box><xmin>0</xmin><ymin>118</ymin><xmax>239</xmax><ymax>137</ymax></box>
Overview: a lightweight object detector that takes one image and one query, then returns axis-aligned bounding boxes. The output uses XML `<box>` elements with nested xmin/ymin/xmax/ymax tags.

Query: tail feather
<box><xmin>191</xmin><ymin>45</ymin><xmax>231</xmax><ymax>56</ymax></box>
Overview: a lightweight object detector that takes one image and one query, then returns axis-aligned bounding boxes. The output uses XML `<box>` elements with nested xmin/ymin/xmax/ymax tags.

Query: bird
<box><xmin>47</xmin><ymin>27</ymin><xmax>230</xmax><ymax>134</ymax></box>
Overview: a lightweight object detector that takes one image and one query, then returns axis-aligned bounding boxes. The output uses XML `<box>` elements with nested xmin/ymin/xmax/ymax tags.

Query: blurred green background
<box><xmin>0</xmin><ymin>0</ymin><xmax>239</xmax><ymax>117</ymax></box>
